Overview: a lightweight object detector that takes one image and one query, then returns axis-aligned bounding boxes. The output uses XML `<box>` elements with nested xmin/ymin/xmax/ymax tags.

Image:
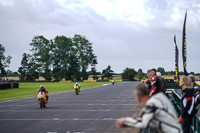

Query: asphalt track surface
<box><xmin>0</xmin><ymin>82</ymin><xmax>140</xmax><ymax>133</ymax></box>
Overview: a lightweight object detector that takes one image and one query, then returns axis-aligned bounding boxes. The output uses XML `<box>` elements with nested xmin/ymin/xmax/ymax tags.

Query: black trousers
<box><xmin>182</xmin><ymin>116</ymin><xmax>193</xmax><ymax>133</ymax></box>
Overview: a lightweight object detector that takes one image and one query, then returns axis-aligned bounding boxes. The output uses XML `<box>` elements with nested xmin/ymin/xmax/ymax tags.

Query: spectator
<box><xmin>147</xmin><ymin>69</ymin><xmax>163</xmax><ymax>96</ymax></box>
<box><xmin>151</xmin><ymin>68</ymin><xmax>157</xmax><ymax>75</ymax></box>
<box><xmin>188</xmin><ymin>74</ymin><xmax>200</xmax><ymax>94</ymax></box>
<box><xmin>179</xmin><ymin>76</ymin><xmax>195</xmax><ymax>133</ymax></box>
<box><xmin>188</xmin><ymin>74</ymin><xmax>200</xmax><ymax>113</ymax></box>
<box><xmin>116</xmin><ymin>83</ymin><xmax>182</xmax><ymax>133</ymax></box>
<box><xmin>144</xmin><ymin>79</ymin><xmax>151</xmax><ymax>92</ymax></box>
<box><xmin>157</xmin><ymin>72</ymin><xmax>166</xmax><ymax>93</ymax></box>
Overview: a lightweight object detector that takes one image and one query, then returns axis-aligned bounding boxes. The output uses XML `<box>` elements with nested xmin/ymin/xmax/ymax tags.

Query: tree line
<box><xmin>0</xmin><ymin>35</ymin><xmax>199</xmax><ymax>81</ymax></box>
<box><xmin>18</xmin><ymin>34</ymin><xmax>97</xmax><ymax>81</ymax></box>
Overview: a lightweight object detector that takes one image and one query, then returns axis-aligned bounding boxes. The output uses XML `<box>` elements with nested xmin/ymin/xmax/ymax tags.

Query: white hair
<box><xmin>156</xmin><ymin>72</ymin><xmax>161</xmax><ymax>77</ymax></box>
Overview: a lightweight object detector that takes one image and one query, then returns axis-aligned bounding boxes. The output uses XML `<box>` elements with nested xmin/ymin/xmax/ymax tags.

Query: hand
<box><xmin>116</xmin><ymin>118</ymin><xmax>126</xmax><ymax>128</ymax></box>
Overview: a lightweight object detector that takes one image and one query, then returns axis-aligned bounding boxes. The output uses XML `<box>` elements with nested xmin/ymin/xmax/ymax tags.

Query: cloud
<box><xmin>0</xmin><ymin>0</ymin><xmax>200</xmax><ymax>73</ymax></box>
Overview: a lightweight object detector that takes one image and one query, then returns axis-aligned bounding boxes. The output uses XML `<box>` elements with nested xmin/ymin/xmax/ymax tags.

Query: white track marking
<box><xmin>0</xmin><ymin>118</ymin><xmax>118</xmax><ymax>121</ymax></box>
<box><xmin>0</xmin><ymin>109</ymin><xmax>135</xmax><ymax>112</ymax></box>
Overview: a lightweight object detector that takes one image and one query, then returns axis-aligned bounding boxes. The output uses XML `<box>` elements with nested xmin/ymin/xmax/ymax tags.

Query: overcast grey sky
<box><xmin>0</xmin><ymin>0</ymin><xmax>200</xmax><ymax>73</ymax></box>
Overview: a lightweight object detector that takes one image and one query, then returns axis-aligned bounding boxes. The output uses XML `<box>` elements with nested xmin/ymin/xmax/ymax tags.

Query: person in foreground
<box><xmin>116</xmin><ymin>83</ymin><xmax>183</xmax><ymax>133</ymax></box>
<box><xmin>179</xmin><ymin>76</ymin><xmax>195</xmax><ymax>133</ymax></box>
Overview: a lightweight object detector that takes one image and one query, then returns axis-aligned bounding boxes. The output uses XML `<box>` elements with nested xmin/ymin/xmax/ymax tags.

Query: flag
<box><xmin>174</xmin><ymin>35</ymin><xmax>179</xmax><ymax>83</ymax></box>
<box><xmin>182</xmin><ymin>11</ymin><xmax>189</xmax><ymax>76</ymax></box>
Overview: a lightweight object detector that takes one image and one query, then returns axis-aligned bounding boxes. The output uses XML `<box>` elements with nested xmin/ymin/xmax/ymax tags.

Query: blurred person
<box><xmin>179</xmin><ymin>76</ymin><xmax>195</xmax><ymax>133</ymax></box>
<box><xmin>157</xmin><ymin>72</ymin><xmax>166</xmax><ymax>93</ymax></box>
<box><xmin>142</xmin><ymin>77</ymin><xmax>145</xmax><ymax>83</ymax></box>
<box><xmin>116</xmin><ymin>83</ymin><xmax>182</xmax><ymax>133</ymax></box>
<box><xmin>151</xmin><ymin>68</ymin><xmax>157</xmax><ymax>75</ymax></box>
<box><xmin>188</xmin><ymin>74</ymin><xmax>200</xmax><ymax>114</ymax></box>
<box><xmin>188</xmin><ymin>74</ymin><xmax>200</xmax><ymax>94</ymax></box>
<box><xmin>144</xmin><ymin>79</ymin><xmax>151</xmax><ymax>92</ymax></box>
<box><xmin>147</xmin><ymin>69</ymin><xmax>163</xmax><ymax>96</ymax></box>
<box><xmin>112</xmin><ymin>78</ymin><xmax>115</xmax><ymax>85</ymax></box>
<box><xmin>37</xmin><ymin>85</ymin><xmax>49</xmax><ymax>102</ymax></box>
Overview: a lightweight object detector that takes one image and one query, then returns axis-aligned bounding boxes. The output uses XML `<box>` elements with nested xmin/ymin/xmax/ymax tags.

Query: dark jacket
<box><xmin>149</xmin><ymin>75</ymin><xmax>163</xmax><ymax>96</ymax></box>
<box><xmin>193</xmin><ymin>83</ymin><xmax>200</xmax><ymax>94</ymax></box>
<box><xmin>181</xmin><ymin>88</ymin><xmax>195</xmax><ymax>118</ymax></box>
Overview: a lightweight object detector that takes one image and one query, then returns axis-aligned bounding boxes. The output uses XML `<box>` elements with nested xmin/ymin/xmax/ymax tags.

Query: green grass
<box><xmin>0</xmin><ymin>82</ymin><xmax>110</xmax><ymax>102</ymax></box>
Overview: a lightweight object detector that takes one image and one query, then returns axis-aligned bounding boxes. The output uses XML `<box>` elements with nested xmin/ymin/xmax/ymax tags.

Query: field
<box><xmin>0</xmin><ymin>82</ymin><xmax>110</xmax><ymax>101</ymax></box>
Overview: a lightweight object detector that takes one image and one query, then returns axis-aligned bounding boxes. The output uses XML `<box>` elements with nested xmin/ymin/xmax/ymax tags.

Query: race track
<box><xmin>0</xmin><ymin>82</ymin><xmax>139</xmax><ymax>133</ymax></box>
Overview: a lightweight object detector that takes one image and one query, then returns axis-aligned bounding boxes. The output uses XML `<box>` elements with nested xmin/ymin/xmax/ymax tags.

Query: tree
<box><xmin>52</xmin><ymin>36</ymin><xmax>74</xmax><ymax>80</ymax></box>
<box><xmin>72</xmin><ymin>34</ymin><xmax>97</xmax><ymax>80</ymax></box>
<box><xmin>122</xmin><ymin>68</ymin><xmax>137</xmax><ymax>81</ymax></box>
<box><xmin>157</xmin><ymin>67</ymin><xmax>166</xmax><ymax>75</ymax></box>
<box><xmin>18</xmin><ymin>53</ymin><xmax>39</xmax><ymax>81</ymax></box>
<box><xmin>91</xmin><ymin>59</ymin><xmax>98</xmax><ymax>80</ymax></box>
<box><xmin>30</xmin><ymin>36</ymin><xmax>52</xmax><ymax>81</ymax></box>
<box><xmin>28</xmin><ymin>35</ymin><xmax>97</xmax><ymax>81</ymax></box>
<box><xmin>136</xmin><ymin>68</ymin><xmax>145</xmax><ymax>81</ymax></box>
<box><xmin>0</xmin><ymin>44</ymin><xmax>12</xmax><ymax>77</ymax></box>
<box><xmin>102</xmin><ymin>65</ymin><xmax>114</xmax><ymax>79</ymax></box>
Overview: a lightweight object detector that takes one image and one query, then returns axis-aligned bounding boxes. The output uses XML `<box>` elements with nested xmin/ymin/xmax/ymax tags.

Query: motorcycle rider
<box><xmin>74</xmin><ymin>82</ymin><xmax>81</xmax><ymax>92</ymax></box>
<box><xmin>37</xmin><ymin>85</ymin><xmax>48</xmax><ymax>102</ymax></box>
<box><xmin>112</xmin><ymin>78</ymin><xmax>115</xmax><ymax>85</ymax></box>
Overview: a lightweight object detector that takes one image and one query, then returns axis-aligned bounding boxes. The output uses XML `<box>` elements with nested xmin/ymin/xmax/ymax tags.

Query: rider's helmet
<box><xmin>40</xmin><ymin>85</ymin><xmax>44</xmax><ymax>88</ymax></box>
<box><xmin>76</xmin><ymin>82</ymin><xmax>78</xmax><ymax>85</ymax></box>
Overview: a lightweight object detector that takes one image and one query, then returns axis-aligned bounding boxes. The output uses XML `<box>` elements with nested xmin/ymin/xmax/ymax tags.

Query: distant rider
<box><xmin>112</xmin><ymin>78</ymin><xmax>115</xmax><ymax>85</ymax></box>
<box><xmin>37</xmin><ymin>85</ymin><xmax>49</xmax><ymax>102</ymax></box>
<box><xmin>74</xmin><ymin>82</ymin><xmax>81</xmax><ymax>92</ymax></box>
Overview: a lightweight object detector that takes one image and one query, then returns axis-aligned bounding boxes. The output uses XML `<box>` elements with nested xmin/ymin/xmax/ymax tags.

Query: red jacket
<box><xmin>149</xmin><ymin>75</ymin><xmax>163</xmax><ymax>96</ymax></box>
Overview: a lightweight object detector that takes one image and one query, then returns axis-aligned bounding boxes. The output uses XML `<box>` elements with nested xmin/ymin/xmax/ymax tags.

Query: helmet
<box><xmin>76</xmin><ymin>82</ymin><xmax>78</xmax><ymax>85</ymax></box>
<box><xmin>40</xmin><ymin>85</ymin><xmax>44</xmax><ymax>88</ymax></box>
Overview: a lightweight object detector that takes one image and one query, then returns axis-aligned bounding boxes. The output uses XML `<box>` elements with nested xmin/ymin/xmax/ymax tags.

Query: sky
<box><xmin>0</xmin><ymin>0</ymin><xmax>200</xmax><ymax>74</ymax></box>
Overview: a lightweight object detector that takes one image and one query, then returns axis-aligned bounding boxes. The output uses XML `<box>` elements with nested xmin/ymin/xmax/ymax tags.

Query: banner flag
<box><xmin>174</xmin><ymin>35</ymin><xmax>179</xmax><ymax>83</ymax></box>
<box><xmin>182</xmin><ymin>11</ymin><xmax>189</xmax><ymax>76</ymax></box>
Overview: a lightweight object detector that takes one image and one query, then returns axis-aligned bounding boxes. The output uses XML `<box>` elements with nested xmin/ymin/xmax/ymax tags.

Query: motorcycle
<box><xmin>74</xmin><ymin>86</ymin><xmax>80</xmax><ymax>95</ymax></box>
<box><xmin>37</xmin><ymin>91</ymin><xmax>47</xmax><ymax>109</ymax></box>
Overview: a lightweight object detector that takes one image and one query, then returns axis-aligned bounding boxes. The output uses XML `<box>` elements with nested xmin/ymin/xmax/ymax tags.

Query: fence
<box><xmin>167</xmin><ymin>89</ymin><xmax>200</xmax><ymax>133</ymax></box>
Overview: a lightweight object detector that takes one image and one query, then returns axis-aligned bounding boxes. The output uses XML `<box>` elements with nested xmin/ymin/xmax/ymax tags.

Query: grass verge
<box><xmin>0</xmin><ymin>82</ymin><xmax>111</xmax><ymax>102</ymax></box>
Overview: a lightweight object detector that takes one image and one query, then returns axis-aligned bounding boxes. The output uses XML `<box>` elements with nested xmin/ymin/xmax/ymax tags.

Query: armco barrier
<box><xmin>167</xmin><ymin>89</ymin><xmax>200</xmax><ymax>133</ymax></box>
<box><xmin>0</xmin><ymin>83</ymin><xmax>19</xmax><ymax>89</ymax></box>
<box><xmin>122</xmin><ymin>79</ymin><xmax>129</xmax><ymax>81</ymax></box>
<box><xmin>71</xmin><ymin>80</ymin><xmax>83</xmax><ymax>82</ymax></box>
<box><xmin>96</xmin><ymin>80</ymin><xmax>109</xmax><ymax>82</ymax></box>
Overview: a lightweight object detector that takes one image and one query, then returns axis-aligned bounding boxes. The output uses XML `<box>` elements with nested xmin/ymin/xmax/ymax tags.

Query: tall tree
<box><xmin>30</xmin><ymin>36</ymin><xmax>52</xmax><ymax>81</ymax></box>
<box><xmin>0</xmin><ymin>44</ymin><xmax>12</xmax><ymax>77</ymax></box>
<box><xmin>91</xmin><ymin>59</ymin><xmax>98</xmax><ymax>80</ymax></box>
<box><xmin>136</xmin><ymin>68</ymin><xmax>145</xmax><ymax>81</ymax></box>
<box><xmin>18</xmin><ymin>53</ymin><xmax>39</xmax><ymax>81</ymax></box>
<box><xmin>52</xmin><ymin>36</ymin><xmax>75</xmax><ymax>80</ymax></box>
<box><xmin>122</xmin><ymin>68</ymin><xmax>137</xmax><ymax>81</ymax></box>
<box><xmin>72</xmin><ymin>34</ymin><xmax>97</xmax><ymax>80</ymax></box>
<box><xmin>157</xmin><ymin>67</ymin><xmax>166</xmax><ymax>75</ymax></box>
<box><xmin>102</xmin><ymin>65</ymin><xmax>114</xmax><ymax>79</ymax></box>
